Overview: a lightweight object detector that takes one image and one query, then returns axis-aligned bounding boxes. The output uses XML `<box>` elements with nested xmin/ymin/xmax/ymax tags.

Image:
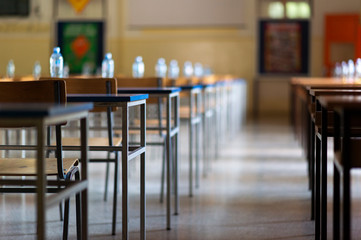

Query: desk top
<box><xmin>291</xmin><ymin>77</ymin><xmax>361</xmax><ymax>89</ymax></box>
<box><xmin>318</xmin><ymin>95</ymin><xmax>361</xmax><ymax>109</ymax></box>
<box><xmin>0</xmin><ymin>103</ymin><xmax>93</xmax><ymax>117</ymax></box>
<box><xmin>117</xmin><ymin>87</ymin><xmax>181</xmax><ymax>94</ymax></box>
<box><xmin>309</xmin><ymin>89</ymin><xmax>361</xmax><ymax>97</ymax></box>
<box><xmin>67</xmin><ymin>93</ymin><xmax>149</xmax><ymax>103</ymax></box>
<box><xmin>177</xmin><ymin>84</ymin><xmax>203</xmax><ymax>90</ymax></box>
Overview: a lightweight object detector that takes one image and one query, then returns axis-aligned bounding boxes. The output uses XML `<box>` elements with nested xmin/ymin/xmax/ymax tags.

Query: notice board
<box><xmin>258</xmin><ymin>20</ymin><xmax>310</xmax><ymax>75</ymax></box>
<box><xmin>57</xmin><ymin>21</ymin><xmax>104</xmax><ymax>74</ymax></box>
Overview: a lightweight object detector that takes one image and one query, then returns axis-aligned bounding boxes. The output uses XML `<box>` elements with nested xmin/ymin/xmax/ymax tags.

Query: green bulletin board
<box><xmin>57</xmin><ymin>21</ymin><xmax>104</xmax><ymax>74</ymax></box>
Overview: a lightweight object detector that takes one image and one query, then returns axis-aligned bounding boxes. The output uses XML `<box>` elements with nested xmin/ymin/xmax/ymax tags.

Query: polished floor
<box><xmin>0</xmin><ymin>118</ymin><xmax>342</xmax><ymax>239</ymax></box>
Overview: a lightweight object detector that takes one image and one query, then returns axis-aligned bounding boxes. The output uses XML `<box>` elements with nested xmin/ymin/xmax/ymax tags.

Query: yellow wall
<box><xmin>0</xmin><ymin>0</ymin><xmax>359</xmax><ymax>117</ymax></box>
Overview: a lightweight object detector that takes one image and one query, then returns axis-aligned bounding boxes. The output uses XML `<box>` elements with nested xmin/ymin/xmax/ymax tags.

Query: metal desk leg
<box><xmin>80</xmin><ymin>117</ymin><xmax>89</xmax><ymax>239</ymax></box>
<box><xmin>140</xmin><ymin>102</ymin><xmax>146</xmax><ymax>240</ymax></box>
<box><xmin>166</xmin><ymin>96</ymin><xmax>172</xmax><ymax>230</ymax></box>
<box><xmin>195</xmin><ymin>91</ymin><xmax>201</xmax><ymax>188</ymax></box>
<box><xmin>36</xmin><ymin>123</ymin><xmax>46</xmax><ymax>239</ymax></box>
<box><xmin>174</xmin><ymin>94</ymin><xmax>180</xmax><ymax>215</ymax></box>
<box><xmin>122</xmin><ymin>105</ymin><xmax>129</xmax><ymax>239</ymax></box>
<box><xmin>189</xmin><ymin>93</ymin><xmax>194</xmax><ymax>197</ymax></box>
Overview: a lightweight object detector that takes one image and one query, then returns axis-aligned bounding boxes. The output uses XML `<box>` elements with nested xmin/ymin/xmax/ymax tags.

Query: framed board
<box><xmin>57</xmin><ymin>21</ymin><xmax>104</xmax><ymax>74</ymax></box>
<box><xmin>258</xmin><ymin>19</ymin><xmax>310</xmax><ymax>75</ymax></box>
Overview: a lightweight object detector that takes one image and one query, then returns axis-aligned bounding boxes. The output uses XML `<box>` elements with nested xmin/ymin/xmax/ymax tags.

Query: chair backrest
<box><xmin>116</xmin><ymin>77</ymin><xmax>161</xmax><ymax>104</ymax></box>
<box><xmin>0</xmin><ymin>80</ymin><xmax>66</xmax><ymax>103</ymax></box>
<box><xmin>40</xmin><ymin>77</ymin><xmax>117</xmax><ymax>112</ymax></box>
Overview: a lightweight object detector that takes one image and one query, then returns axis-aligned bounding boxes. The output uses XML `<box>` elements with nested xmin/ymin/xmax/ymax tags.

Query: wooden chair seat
<box><xmin>61</xmin><ymin>137</ymin><xmax>122</xmax><ymax>147</ymax></box>
<box><xmin>0</xmin><ymin>157</ymin><xmax>78</xmax><ymax>176</ymax></box>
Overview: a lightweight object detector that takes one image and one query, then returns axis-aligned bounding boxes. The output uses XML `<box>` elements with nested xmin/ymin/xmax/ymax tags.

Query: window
<box><xmin>0</xmin><ymin>0</ymin><xmax>30</xmax><ymax>17</ymax></box>
<box><xmin>259</xmin><ymin>0</ymin><xmax>311</xmax><ymax>19</ymax></box>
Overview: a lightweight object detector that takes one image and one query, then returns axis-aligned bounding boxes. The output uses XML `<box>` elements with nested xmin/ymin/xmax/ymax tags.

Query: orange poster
<box><xmin>68</xmin><ymin>0</ymin><xmax>90</xmax><ymax>13</ymax></box>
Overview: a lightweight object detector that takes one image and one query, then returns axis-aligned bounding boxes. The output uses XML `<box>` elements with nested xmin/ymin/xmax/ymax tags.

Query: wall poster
<box><xmin>258</xmin><ymin>20</ymin><xmax>310</xmax><ymax>75</ymax></box>
<box><xmin>57</xmin><ymin>21</ymin><xmax>104</xmax><ymax>75</ymax></box>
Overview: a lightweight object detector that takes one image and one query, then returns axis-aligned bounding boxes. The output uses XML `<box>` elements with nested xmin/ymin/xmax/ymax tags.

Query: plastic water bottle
<box><xmin>32</xmin><ymin>61</ymin><xmax>41</xmax><ymax>79</ymax></box>
<box><xmin>168</xmin><ymin>60</ymin><xmax>180</xmax><ymax>79</ymax></box>
<box><xmin>333</xmin><ymin>62</ymin><xmax>342</xmax><ymax>78</ymax></box>
<box><xmin>101</xmin><ymin>53</ymin><xmax>114</xmax><ymax>78</ymax></box>
<box><xmin>203</xmin><ymin>65</ymin><xmax>213</xmax><ymax>76</ymax></box>
<box><xmin>50</xmin><ymin>47</ymin><xmax>63</xmax><ymax>77</ymax></box>
<box><xmin>63</xmin><ymin>63</ymin><xmax>69</xmax><ymax>78</ymax></box>
<box><xmin>132</xmin><ymin>56</ymin><xmax>144</xmax><ymax>78</ymax></box>
<box><xmin>341</xmin><ymin>61</ymin><xmax>348</xmax><ymax>82</ymax></box>
<box><xmin>355</xmin><ymin>59</ymin><xmax>361</xmax><ymax>83</ymax></box>
<box><xmin>82</xmin><ymin>62</ymin><xmax>93</xmax><ymax>76</ymax></box>
<box><xmin>155</xmin><ymin>58</ymin><xmax>167</xmax><ymax>77</ymax></box>
<box><xmin>194</xmin><ymin>62</ymin><xmax>203</xmax><ymax>77</ymax></box>
<box><xmin>6</xmin><ymin>59</ymin><xmax>15</xmax><ymax>78</ymax></box>
<box><xmin>348</xmin><ymin>59</ymin><xmax>355</xmax><ymax>82</ymax></box>
<box><xmin>183</xmin><ymin>61</ymin><xmax>193</xmax><ymax>78</ymax></box>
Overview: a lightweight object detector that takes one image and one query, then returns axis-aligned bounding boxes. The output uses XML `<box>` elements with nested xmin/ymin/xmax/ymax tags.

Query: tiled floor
<box><xmin>0</xmin><ymin>119</ymin><xmax>320</xmax><ymax>239</ymax></box>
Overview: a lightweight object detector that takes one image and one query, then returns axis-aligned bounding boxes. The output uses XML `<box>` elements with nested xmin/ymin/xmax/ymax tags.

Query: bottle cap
<box><xmin>136</xmin><ymin>56</ymin><xmax>143</xmax><ymax>62</ymax></box>
<box><xmin>53</xmin><ymin>47</ymin><xmax>60</xmax><ymax>53</ymax></box>
<box><xmin>170</xmin><ymin>60</ymin><xmax>178</xmax><ymax>66</ymax></box>
<box><xmin>105</xmin><ymin>53</ymin><xmax>112</xmax><ymax>59</ymax></box>
<box><xmin>158</xmin><ymin>58</ymin><xmax>165</xmax><ymax>64</ymax></box>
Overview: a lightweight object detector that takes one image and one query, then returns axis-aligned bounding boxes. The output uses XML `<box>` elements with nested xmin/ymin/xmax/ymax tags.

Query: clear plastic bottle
<box><xmin>132</xmin><ymin>56</ymin><xmax>144</xmax><ymax>78</ymax></box>
<box><xmin>63</xmin><ymin>63</ymin><xmax>69</xmax><ymax>78</ymax></box>
<box><xmin>6</xmin><ymin>59</ymin><xmax>15</xmax><ymax>78</ymax></box>
<box><xmin>194</xmin><ymin>62</ymin><xmax>203</xmax><ymax>77</ymax></box>
<box><xmin>341</xmin><ymin>61</ymin><xmax>348</xmax><ymax>82</ymax></box>
<box><xmin>50</xmin><ymin>47</ymin><xmax>63</xmax><ymax>77</ymax></box>
<box><xmin>333</xmin><ymin>62</ymin><xmax>342</xmax><ymax>78</ymax></box>
<box><xmin>183</xmin><ymin>61</ymin><xmax>193</xmax><ymax>78</ymax></box>
<box><xmin>32</xmin><ymin>61</ymin><xmax>41</xmax><ymax>79</ymax></box>
<box><xmin>155</xmin><ymin>58</ymin><xmax>167</xmax><ymax>78</ymax></box>
<box><xmin>168</xmin><ymin>60</ymin><xmax>180</xmax><ymax>79</ymax></box>
<box><xmin>101</xmin><ymin>53</ymin><xmax>114</xmax><ymax>78</ymax></box>
<box><xmin>356</xmin><ymin>59</ymin><xmax>361</xmax><ymax>83</ymax></box>
<box><xmin>348</xmin><ymin>59</ymin><xmax>355</xmax><ymax>82</ymax></box>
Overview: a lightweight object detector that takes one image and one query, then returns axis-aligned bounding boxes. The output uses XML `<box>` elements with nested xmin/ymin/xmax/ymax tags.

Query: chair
<box><xmin>0</xmin><ymin>80</ymin><xmax>80</xmax><ymax>240</ymax></box>
<box><xmin>41</xmin><ymin>77</ymin><xmax>122</xmax><ymax>234</ymax></box>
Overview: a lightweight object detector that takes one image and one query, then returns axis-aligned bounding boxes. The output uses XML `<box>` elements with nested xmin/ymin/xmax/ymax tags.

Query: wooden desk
<box><xmin>318</xmin><ymin>95</ymin><xmax>361</xmax><ymax>240</ymax></box>
<box><xmin>0</xmin><ymin>103</ymin><xmax>93</xmax><ymax>240</ymax></box>
<box><xmin>68</xmin><ymin>94</ymin><xmax>148</xmax><ymax>240</ymax></box>
<box><xmin>309</xmin><ymin>89</ymin><xmax>361</xmax><ymax>240</ymax></box>
<box><xmin>117</xmin><ymin>87</ymin><xmax>180</xmax><ymax>230</ymax></box>
<box><xmin>291</xmin><ymin>77</ymin><xmax>361</xmax><ymax>239</ymax></box>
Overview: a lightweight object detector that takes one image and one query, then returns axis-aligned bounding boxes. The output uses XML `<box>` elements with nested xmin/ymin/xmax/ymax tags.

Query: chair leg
<box><xmin>112</xmin><ymin>152</ymin><xmax>120</xmax><ymax>235</ymax></box>
<box><xmin>75</xmin><ymin>171</ymin><xmax>82</xmax><ymax>240</ymax></box>
<box><xmin>321</xmin><ymin>132</ymin><xmax>328</xmax><ymax>240</ymax></box>
<box><xmin>343</xmin><ymin>168</ymin><xmax>351</xmax><ymax>240</ymax></box>
<box><xmin>63</xmin><ymin>168</ymin><xmax>82</xmax><ymax>240</ymax></box>
<box><xmin>63</xmin><ymin>198</ymin><xmax>70</xmax><ymax>240</ymax></box>
<box><xmin>333</xmin><ymin>164</ymin><xmax>340</xmax><ymax>240</ymax></box>
<box><xmin>315</xmin><ymin>136</ymin><xmax>321</xmax><ymax>240</ymax></box>
<box><xmin>160</xmin><ymin>139</ymin><xmax>166</xmax><ymax>203</ymax></box>
<box><xmin>104</xmin><ymin>152</ymin><xmax>111</xmax><ymax>201</ymax></box>
<box><xmin>59</xmin><ymin>201</ymin><xmax>64</xmax><ymax>221</ymax></box>
<box><xmin>310</xmin><ymin>121</ymin><xmax>315</xmax><ymax>221</ymax></box>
